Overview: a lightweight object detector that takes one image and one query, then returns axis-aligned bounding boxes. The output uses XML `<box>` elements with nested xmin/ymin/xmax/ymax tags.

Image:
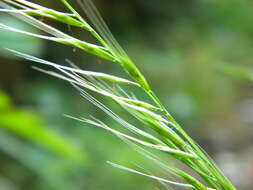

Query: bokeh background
<box><xmin>0</xmin><ymin>0</ymin><xmax>253</xmax><ymax>189</ymax></box>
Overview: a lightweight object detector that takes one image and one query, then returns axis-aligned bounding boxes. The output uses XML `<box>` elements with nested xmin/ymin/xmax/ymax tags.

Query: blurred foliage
<box><xmin>1</xmin><ymin>0</ymin><xmax>253</xmax><ymax>190</ymax></box>
<box><xmin>0</xmin><ymin>90</ymin><xmax>85</xmax><ymax>162</ymax></box>
<box><xmin>217</xmin><ymin>62</ymin><xmax>253</xmax><ymax>82</ymax></box>
<box><xmin>0</xmin><ymin>16</ymin><xmax>44</xmax><ymax>58</ymax></box>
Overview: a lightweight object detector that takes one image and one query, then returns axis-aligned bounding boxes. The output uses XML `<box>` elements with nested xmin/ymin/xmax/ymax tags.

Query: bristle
<box><xmin>77</xmin><ymin>0</ymin><xmax>125</xmax><ymax>58</ymax></box>
<box><xmin>107</xmin><ymin>162</ymin><xmax>195</xmax><ymax>189</ymax></box>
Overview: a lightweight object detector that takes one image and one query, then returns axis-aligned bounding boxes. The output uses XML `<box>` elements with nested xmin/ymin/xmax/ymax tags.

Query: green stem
<box><xmin>146</xmin><ymin>90</ymin><xmax>236</xmax><ymax>190</ymax></box>
<box><xmin>59</xmin><ymin>0</ymin><xmax>115</xmax><ymax>57</ymax></box>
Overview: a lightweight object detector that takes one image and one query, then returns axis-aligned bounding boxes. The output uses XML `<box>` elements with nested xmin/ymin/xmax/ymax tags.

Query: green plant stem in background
<box><xmin>0</xmin><ymin>0</ymin><xmax>237</xmax><ymax>190</ymax></box>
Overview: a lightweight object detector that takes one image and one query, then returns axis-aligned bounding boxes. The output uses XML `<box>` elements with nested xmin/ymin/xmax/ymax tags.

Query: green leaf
<box><xmin>0</xmin><ymin>90</ymin><xmax>12</xmax><ymax>110</ymax></box>
<box><xmin>0</xmin><ymin>91</ymin><xmax>86</xmax><ymax>163</ymax></box>
<box><xmin>217</xmin><ymin>62</ymin><xmax>253</xmax><ymax>82</ymax></box>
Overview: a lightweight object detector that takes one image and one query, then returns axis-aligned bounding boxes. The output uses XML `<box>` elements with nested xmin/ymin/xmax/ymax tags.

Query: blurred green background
<box><xmin>1</xmin><ymin>0</ymin><xmax>253</xmax><ymax>189</ymax></box>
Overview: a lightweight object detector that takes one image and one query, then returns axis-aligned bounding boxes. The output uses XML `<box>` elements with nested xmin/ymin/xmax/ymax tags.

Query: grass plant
<box><xmin>0</xmin><ymin>0</ymin><xmax>237</xmax><ymax>190</ymax></box>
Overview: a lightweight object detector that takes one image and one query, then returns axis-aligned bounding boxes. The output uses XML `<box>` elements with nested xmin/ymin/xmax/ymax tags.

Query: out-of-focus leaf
<box><xmin>0</xmin><ymin>91</ymin><xmax>86</xmax><ymax>163</ymax></box>
<box><xmin>0</xmin><ymin>132</ymin><xmax>80</xmax><ymax>190</ymax></box>
<box><xmin>0</xmin><ymin>16</ymin><xmax>44</xmax><ymax>58</ymax></box>
<box><xmin>217</xmin><ymin>62</ymin><xmax>253</xmax><ymax>82</ymax></box>
<box><xmin>0</xmin><ymin>176</ymin><xmax>20</xmax><ymax>190</ymax></box>
<box><xmin>0</xmin><ymin>90</ymin><xmax>12</xmax><ymax>110</ymax></box>
<box><xmin>0</xmin><ymin>111</ymin><xmax>86</xmax><ymax>162</ymax></box>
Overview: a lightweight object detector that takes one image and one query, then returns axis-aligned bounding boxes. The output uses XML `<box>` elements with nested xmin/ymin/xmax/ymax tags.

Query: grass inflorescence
<box><xmin>0</xmin><ymin>0</ymin><xmax>237</xmax><ymax>190</ymax></box>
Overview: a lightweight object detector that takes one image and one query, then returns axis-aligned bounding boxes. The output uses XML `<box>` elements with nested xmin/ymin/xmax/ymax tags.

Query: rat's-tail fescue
<box><xmin>0</xmin><ymin>0</ymin><xmax>237</xmax><ymax>190</ymax></box>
